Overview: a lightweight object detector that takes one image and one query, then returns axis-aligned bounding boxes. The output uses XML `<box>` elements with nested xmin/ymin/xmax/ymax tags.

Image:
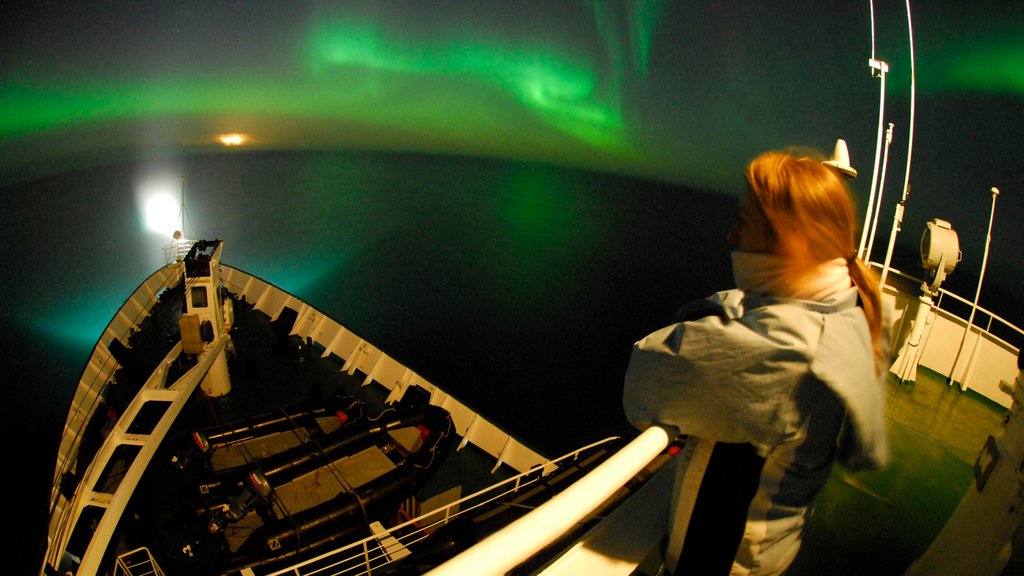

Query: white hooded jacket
<box><xmin>623</xmin><ymin>286</ymin><xmax>889</xmax><ymax>575</ymax></box>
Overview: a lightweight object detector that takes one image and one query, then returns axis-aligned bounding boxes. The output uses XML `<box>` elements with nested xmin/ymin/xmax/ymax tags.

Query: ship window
<box><xmin>191</xmin><ymin>286</ymin><xmax>208</xmax><ymax>308</ymax></box>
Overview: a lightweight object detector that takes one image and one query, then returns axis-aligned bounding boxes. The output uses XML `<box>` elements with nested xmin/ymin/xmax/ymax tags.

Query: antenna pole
<box><xmin>180</xmin><ymin>175</ymin><xmax>186</xmax><ymax>236</ymax></box>
<box><xmin>878</xmin><ymin>0</ymin><xmax>916</xmax><ymax>289</ymax></box>
<box><xmin>860</xmin><ymin>57</ymin><xmax>889</xmax><ymax>260</ymax></box>
<box><xmin>865</xmin><ymin>123</ymin><xmax>895</xmax><ymax>261</ymax></box>
<box><xmin>947</xmin><ymin>187</ymin><xmax>1001</xmax><ymax>388</ymax></box>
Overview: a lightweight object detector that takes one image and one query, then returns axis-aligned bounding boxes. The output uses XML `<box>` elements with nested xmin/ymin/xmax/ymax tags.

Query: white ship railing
<box><xmin>893</xmin><ymin>267</ymin><xmax>1024</xmax><ymax>344</ymax></box>
<box><xmin>162</xmin><ymin>238</ymin><xmax>192</xmax><ymax>265</ymax></box>
<box><xmin>114</xmin><ymin>546</ymin><xmax>166</xmax><ymax>576</ymax></box>
<box><xmin>262</xmin><ymin>434</ymin><xmax>639</xmax><ymax>576</ymax></box>
<box><xmin>877</xmin><ymin>264</ymin><xmax>1022</xmax><ymax>407</ymax></box>
<box><xmin>427</xmin><ymin>426</ymin><xmax>672</xmax><ymax>576</ymax></box>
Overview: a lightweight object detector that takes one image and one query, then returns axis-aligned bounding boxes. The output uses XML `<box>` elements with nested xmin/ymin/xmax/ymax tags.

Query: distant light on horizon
<box><xmin>219</xmin><ymin>133</ymin><xmax>247</xmax><ymax>146</ymax></box>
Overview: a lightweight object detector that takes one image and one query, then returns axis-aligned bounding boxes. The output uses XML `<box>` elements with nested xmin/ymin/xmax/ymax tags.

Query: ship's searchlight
<box><xmin>920</xmin><ymin>218</ymin><xmax>961</xmax><ymax>293</ymax></box>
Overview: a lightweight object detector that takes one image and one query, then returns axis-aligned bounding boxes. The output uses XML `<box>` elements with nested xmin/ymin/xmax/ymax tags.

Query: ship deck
<box><xmin>788</xmin><ymin>369</ymin><xmax>1019</xmax><ymax>575</ymax></box>
<box><xmin>81</xmin><ymin>276</ymin><xmax>630</xmax><ymax>576</ymax></box>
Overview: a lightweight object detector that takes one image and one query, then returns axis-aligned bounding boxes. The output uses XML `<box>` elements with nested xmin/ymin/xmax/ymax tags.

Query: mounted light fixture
<box><xmin>822</xmin><ymin>138</ymin><xmax>858</xmax><ymax>179</ymax></box>
<box><xmin>920</xmin><ymin>218</ymin><xmax>961</xmax><ymax>293</ymax></box>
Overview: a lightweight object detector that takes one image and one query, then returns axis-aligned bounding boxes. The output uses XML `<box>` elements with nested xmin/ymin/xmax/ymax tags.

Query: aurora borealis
<box><xmin>2</xmin><ymin>2</ymin><xmax>1020</xmax><ymax>193</ymax></box>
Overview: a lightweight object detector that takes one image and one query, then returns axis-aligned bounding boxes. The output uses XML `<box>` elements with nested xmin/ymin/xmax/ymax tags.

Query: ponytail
<box><xmin>746</xmin><ymin>150</ymin><xmax>886</xmax><ymax>373</ymax></box>
<box><xmin>848</xmin><ymin>256</ymin><xmax>884</xmax><ymax>373</ymax></box>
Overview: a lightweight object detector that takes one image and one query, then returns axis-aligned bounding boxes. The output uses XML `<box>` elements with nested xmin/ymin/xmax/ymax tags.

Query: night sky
<box><xmin>2</xmin><ymin>3</ymin><xmax>1022</xmax><ymax>574</ymax></box>
<box><xmin>2</xmin><ymin>1</ymin><xmax>1021</xmax><ymax>297</ymax></box>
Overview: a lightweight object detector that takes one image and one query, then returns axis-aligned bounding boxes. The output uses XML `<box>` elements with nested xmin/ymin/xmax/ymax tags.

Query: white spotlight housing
<box><xmin>920</xmin><ymin>218</ymin><xmax>961</xmax><ymax>292</ymax></box>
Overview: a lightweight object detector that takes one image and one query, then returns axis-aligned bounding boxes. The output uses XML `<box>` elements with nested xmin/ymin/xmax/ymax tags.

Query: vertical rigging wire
<box><xmin>900</xmin><ymin>0</ymin><xmax>916</xmax><ymax>217</ymax></box>
<box><xmin>865</xmin><ymin>123</ymin><xmax>895</xmax><ymax>260</ymax></box>
<box><xmin>869</xmin><ymin>0</ymin><xmax>876</xmax><ymax>60</ymax></box>
<box><xmin>878</xmin><ymin>0</ymin><xmax>916</xmax><ymax>289</ymax></box>
<box><xmin>859</xmin><ymin>0</ymin><xmax>889</xmax><ymax>261</ymax></box>
<box><xmin>178</xmin><ymin>175</ymin><xmax>197</xmax><ymax>240</ymax></box>
<box><xmin>947</xmin><ymin>188</ymin><xmax>1001</xmax><ymax>387</ymax></box>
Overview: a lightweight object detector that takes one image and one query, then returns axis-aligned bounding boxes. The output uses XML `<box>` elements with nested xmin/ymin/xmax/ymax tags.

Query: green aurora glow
<box><xmin>1</xmin><ymin>3</ymin><xmax>1019</xmax><ymax>192</ymax></box>
<box><xmin>0</xmin><ymin>7</ymin><xmax>669</xmax><ymax>176</ymax></box>
<box><xmin>305</xmin><ymin>18</ymin><xmax>628</xmax><ymax>149</ymax></box>
<box><xmin>935</xmin><ymin>36</ymin><xmax>1024</xmax><ymax>93</ymax></box>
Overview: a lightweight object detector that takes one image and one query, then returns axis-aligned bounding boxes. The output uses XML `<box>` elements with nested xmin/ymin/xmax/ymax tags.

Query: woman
<box><xmin>623</xmin><ymin>149</ymin><xmax>890</xmax><ymax>575</ymax></box>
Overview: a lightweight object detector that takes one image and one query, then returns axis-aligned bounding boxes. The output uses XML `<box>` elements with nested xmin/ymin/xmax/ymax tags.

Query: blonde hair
<box><xmin>744</xmin><ymin>150</ymin><xmax>884</xmax><ymax>368</ymax></box>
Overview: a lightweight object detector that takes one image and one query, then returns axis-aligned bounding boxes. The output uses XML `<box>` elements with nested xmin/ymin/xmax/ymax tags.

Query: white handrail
<box><xmin>873</xmin><ymin>262</ymin><xmax>1024</xmax><ymax>341</ymax></box>
<box><xmin>264</xmin><ymin>436</ymin><xmax>626</xmax><ymax>576</ymax></box>
<box><xmin>425</xmin><ymin>426</ymin><xmax>672</xmax><ymax>576</ymax></box>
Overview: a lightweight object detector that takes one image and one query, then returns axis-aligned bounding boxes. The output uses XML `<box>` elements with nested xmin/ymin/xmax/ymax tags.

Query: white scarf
<box><xmin>732</xmin><ymin>251</ymin><xmax>851</xmax><ymax>301</ymax></box>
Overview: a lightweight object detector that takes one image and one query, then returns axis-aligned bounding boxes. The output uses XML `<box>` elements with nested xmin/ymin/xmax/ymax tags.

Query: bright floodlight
<box><xmin>136</xmin><ymin>171</ymin><xmax>185</xmax><ymax>237</ymax></box>
<box><xmin>144</xmin><ymin>194</ymin><xmax>180</xmax><ymax>237</ymax></box>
